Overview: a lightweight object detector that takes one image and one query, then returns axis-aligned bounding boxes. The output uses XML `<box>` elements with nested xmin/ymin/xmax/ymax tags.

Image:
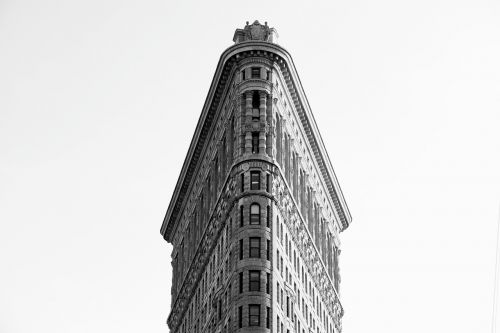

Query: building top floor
<box><xmin>160</xmin><ymin>22</ymin><xmax>351</xmax><ymax>244</ymax></box>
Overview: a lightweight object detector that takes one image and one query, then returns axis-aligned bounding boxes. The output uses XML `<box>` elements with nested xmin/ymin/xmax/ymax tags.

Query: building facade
<box><xmin>160</xmin><ymin>21</ymin><xmax>352</xmax><ymax>333</ymax></box>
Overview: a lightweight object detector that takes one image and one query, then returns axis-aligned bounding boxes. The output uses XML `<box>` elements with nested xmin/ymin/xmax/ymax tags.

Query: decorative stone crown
<box><xmin>233</xmin><ymin>20</ymin><xmax>279</xmax><ymax>44</ymax></box>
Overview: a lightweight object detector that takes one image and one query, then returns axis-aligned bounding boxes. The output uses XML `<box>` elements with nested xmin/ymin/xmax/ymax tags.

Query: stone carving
<box><xmin>233</xmin><ymin>20</ymin><xmax>279</xmax><ymax>44</ymax></box>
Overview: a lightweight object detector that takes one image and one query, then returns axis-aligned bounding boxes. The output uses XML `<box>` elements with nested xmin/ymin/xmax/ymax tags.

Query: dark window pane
<box><xmin>249</xmin><ymin>237</ymin><xmax>261</xmax><ymax>258</ymax></box>
<box><xmin>249</xmin><ymin>304</ymin><xmax>260</xmax><ymax>326</ymax></box>
<box><xmin>239</xmin><ymin>239</ymin><xmax>243</xmax><ymax>260</ymax></box>
<box><xmin>240</xmin><ymin>206</ymin><xmax>244</xmax><ymax>227</ymax></box>
<box><xmin>252</xmin><ymin>132</ymin><xmax>259</xmax><ymax>154</ymax></box>
<box><xmin>249</xmin><ymin>270</ymin><xmax>260</xmax><ymax>291</ymax></box>
<box><xmin>250</xmin><ymin>172</ymin><xmax>260</xmax><ymax>190</ymax></box>
<box><xmin>251</xmin><ymin>67</ymin><xmax>260</xmax><ymax>78</ymax></box>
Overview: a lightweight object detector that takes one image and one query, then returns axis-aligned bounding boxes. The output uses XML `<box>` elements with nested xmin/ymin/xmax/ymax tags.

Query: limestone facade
<box><xmin>160</xmin><ymin>21</ymin><xmax>352</xmax><ymax>333</ymax></box>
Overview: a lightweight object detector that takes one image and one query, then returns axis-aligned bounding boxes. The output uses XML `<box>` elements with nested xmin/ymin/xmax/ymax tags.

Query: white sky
<box><xmin>1</xmin><ymin>0</ymin><xmax>499</xmax><ymax>332</ymax></box>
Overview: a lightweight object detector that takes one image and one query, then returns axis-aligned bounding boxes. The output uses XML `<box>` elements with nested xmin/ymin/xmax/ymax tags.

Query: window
<box><xmin>266</xmin><ymin>273</ymin><xmax>270</xmax><ymax>294</ymax></box>
<box><xmin>251</xmin><ymin>67</ymin><xmax>260</xmax><ymax>78</ymax></box>
<box><xmin>239</xmin><ymin>272</ymin><xmax>243</xmax><ymax>293</ymax></box>
<box><xmin>242</xmin><ymin>70</ymin><xmax>246</xmax><ymax>80</ymax></box>
<box><xmin>218</xmin><ymin>299</ymin><xmax>222</xmax><ymax>320</ymax></box>
<box><xmin>252</xmin><ymin>132</ymin><xmax>259</xmax><ymax>153</ymax></box>
<box><xmin>250</xmin><ymin>171</ymin><xmax>260</xmax><ymax>190</ymax></box>
<box><xmin>249</xmin><ymin>304</ymin><xmax>260</xmax><ymax>326</ymax></box>
<box><xmin>249</xmin><ymin>237</ymin><xmax>261</xmax><ymax>258</ymax></box>
<box><xmin>240</xmin><ymin>206</ymin><xmax>244</xmax><ymax>227</ymax></box>
<box><xmin>266</xmin><ymin>306</ymin><xmax>271</xmax><ymax>328</ymax></box>
<box><xmin>266</xmin><ymin>71</ymin><xmax>270</xmax><ymax>80</ymax></box>
<box><xmin>249</xmin><ymin>271</ymin><xmax>260</xmax><ymax>291</ymax></box>
<box><xmin>240</xmin><ymin>173</ymin><xmax>244</xmax><ymax>192</ymax></box>
<box><xmin>266</xmin><ymin>206</ymin><xmax>271</xmax><ymax>228</ymax></box>
<box><xmin>239</xmin><ymin>239</ymin><xmax>243</xmax><ymax>260</ymax></box>
<box><xmin>250</xmin><ymin>203</ymin><xmax>260</xmax><ymax>224</ymax></box>
<box><xmin>252</xmin><ymin>108</ymin><xmax>260</xmax><ymax>121</ymax></box>
<box><xmin>266</xmin><ymin>173</ymin><xmax>270</xmax><ymax>192</ymax></box>
<box><xmin>267</xmin><ymin>239</ymin><xmax>270</xmax><ymax>260</ymax></box>
<box><xmin>277</xmin><ymin>250</ymin><xmax>280</xmax><ymax>271</ymax></box>
<box><xmin>238</xmin><ymin>306</ymin><xmax>243</xmax><ymax>328</ymax></box>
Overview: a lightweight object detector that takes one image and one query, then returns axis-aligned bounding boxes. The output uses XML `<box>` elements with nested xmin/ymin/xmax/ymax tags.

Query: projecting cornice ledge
<box><xmin>161</xmin><ymin>40</ymin><xmax>351</xmax><ymax>243</ymax></box>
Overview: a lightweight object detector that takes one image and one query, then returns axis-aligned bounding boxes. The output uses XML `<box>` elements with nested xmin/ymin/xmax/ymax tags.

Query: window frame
<box><xmin>250</xmin><ymin>171</ymin><xmax>260</xmax><ymax>190</ymax></box>
<box><xmin>251</xmin><ymin>67</ymin><xmax>261</xmax><ymax>79</ymax></box>
<box><xmin>252</xmin><ymin>132</ymin><xmax>259</xmax><ymax>154</ymax></box>
<box><xmin>249</xmin><ymin>304</ymin><xmax>261</xmax><ymax>326</ymax></box>
<box><xmin>249</xmin><ymin>237</ymin><xmax>261</xmax><ymax>258</ymax></box>
<box><xmin>249</xmin><ymin>270</ymin><xmax>260</xmax><ymax>292</ymax></box>
<box><xmin>249</xmin><ymin>203</ymin><xmax>261</xmax><ymax>225</ymax></box>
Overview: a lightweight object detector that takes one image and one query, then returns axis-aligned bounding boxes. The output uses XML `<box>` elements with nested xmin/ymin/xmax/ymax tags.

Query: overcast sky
<box><xmin>1</xmin><ymin>0</ymin><xmax>499</xmax><ymax>332</ymax></box>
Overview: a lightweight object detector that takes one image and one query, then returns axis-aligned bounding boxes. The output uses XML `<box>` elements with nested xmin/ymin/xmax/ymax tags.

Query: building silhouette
<box><xmin>160</xmin><ymin>21</ymin><xmax>352</xmax><ymax>333</ymax></box>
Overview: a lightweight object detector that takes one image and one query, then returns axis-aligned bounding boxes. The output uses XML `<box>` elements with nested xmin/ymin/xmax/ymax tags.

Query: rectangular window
<box><xmin>238</xmin><ymin>306</ymin><xmax>243</xmax><ymax>328</ymax></box>
<box><xmin>239</xmin><ymin>239</ymin><xmax>243</xmax><ymax>260</ymax></box>
<box><xmin>249</xmin><ymin>237</ymin><xmax>261</xmax><ymax>258</ymax></box>
<box><xmin>240</xmin><ymin>206</ymin><xmax>244</xmax><ymax>227</ymax></box>
<box><xmin>219</xmin><ymin>299</ymin><xmax>222</xmax><ymax>320</ymax></box>
<box><xmin>240</xmin><ymin>173</ymin><xmax>244</xmax><ymax>192</ymax></box>
<box><xmin>281</xmin><ymin>257</ymin><xmax>284</xmax><ymax>277</ymax></box>
<box><xmin>266</xmin><ymin>273</ymin><xmax>270</xmax><ymax>294</ymax></box>
<box><xmin>266</xmin><ymin>206</ymin><xmax>270</xmax><ymax>228</ymax></box>
<box><xmin>277</xmin><ymin>250</ymin><xmax>280</xmax><ymax>271</ymax></box>
<box><xmin>251</xmin><ymin>67</ymin><xmax>260</xmax><ymax>78</ymax></box>
<box><xmin>266</xmin><ymin>173</ymin><xmax>270</xmax><ymax>192</ymax></box>
<box><xmin>252</xmin><ymin>132</ymin><xmax>259</xmax><ymax>154</ymax></box>
<box><xmin>266</xmin><ymin>306</ymin><xmax>271</xmax><ymax>329</ymax></box>
<box><xmin>267</xmin><ymin>239</ymin><xmax>270</xmax><ymax>260</ymax></box>
<box><xmin>250</xmin><ymin>171</ymin><xmax>260</xmax><ymax>190</ymax></box>
<box><xmin>249</xmin><ymin>270</ymin><xmax>260</xmax><ymax>292</ymax></box>
<box><xmin>266</xmin><ymin>71</ymin><xmax>270</xmax><ymax>81</ymax></box>
<box><xmin>249</xmin><ymin>304</ymin><xmax>260</xmax><ymax>326</ymax></box>
<box><xmin>239</xmin><ymin>272</ymin><xmax>243</xmax><ymax>293</ymax></box>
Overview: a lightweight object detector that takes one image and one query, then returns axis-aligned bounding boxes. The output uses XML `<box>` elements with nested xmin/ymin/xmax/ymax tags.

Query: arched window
<box><xmin>250</xmin><ymin>203</ymin><xmax>260</xmax><ymax>225</ymax></box>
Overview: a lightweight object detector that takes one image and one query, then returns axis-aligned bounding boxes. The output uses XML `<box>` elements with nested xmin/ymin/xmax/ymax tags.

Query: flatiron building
<box><xmin>160</xmin><ymin>21</ymin><xmax>352</xmax><ymax>333</ymax></box>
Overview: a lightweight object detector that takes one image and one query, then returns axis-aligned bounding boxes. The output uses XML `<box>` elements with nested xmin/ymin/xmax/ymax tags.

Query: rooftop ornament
<box><xmin>233</xmin><ymin>20</ymin><xmax>279</xmax><ymax>44</ymax></box>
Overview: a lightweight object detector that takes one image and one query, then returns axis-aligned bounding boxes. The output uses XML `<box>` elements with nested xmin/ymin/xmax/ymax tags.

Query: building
<box><xmin>160</xmin><ymin>21</ymin><xmax>352</xmax><ymax>333</ymax></box>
